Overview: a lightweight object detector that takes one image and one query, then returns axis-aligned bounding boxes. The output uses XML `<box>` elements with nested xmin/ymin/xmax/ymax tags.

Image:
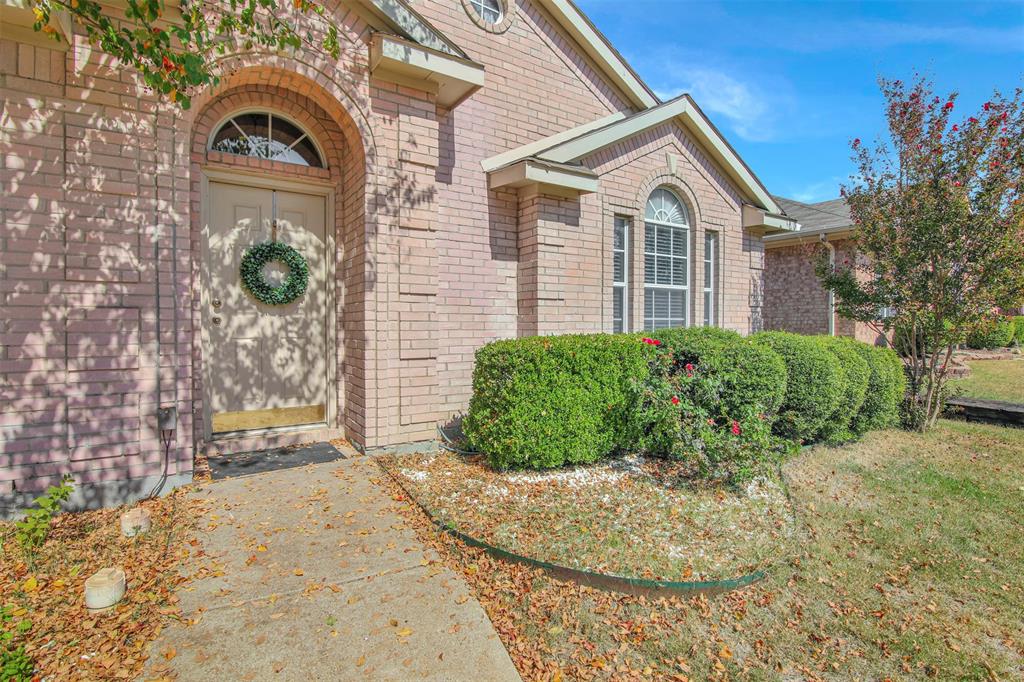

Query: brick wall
<box><xmin>2</xmin><ymin>0</ymin><xmax>776</xmax><ymax>500</ymax></box>
<box><xmin>764</xmin><ymin>239</ymin><xmax>884</xmax><ymax>344</ymax></box>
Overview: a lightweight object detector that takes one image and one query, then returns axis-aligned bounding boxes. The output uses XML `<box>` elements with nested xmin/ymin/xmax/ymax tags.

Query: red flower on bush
<box><xmin>641</xmin><ymin>337</ymin><xmax>662</xmax><ymax>346</ymax></box>
<box><xmin>951</xmin><ymin>124</ymin><xmax>959</xmax><ymax>132</ymax></box>
<box><xmin>671</xmin><ymin>396</ymin><xmax>680</xmax><ymax>406</ymax></box>
<box><xmin>706</xmin><ymin>418</ymin><xmax>715</xmax><ymax>426</ymax></box>
<box><xmin>943</xmin><ymin>101</ymin><xmax>954</xmax><ymax>111</ymax></box>
<box><xmin>731</xmin><ymin>420</ymin><xmax>741</xmax><ymax>436</ymax></box>
<box><xmin>983</xmin><ymin>101</ymin><xmax>991</xmax><ymax>111</ymax></box>
<box><xmin>852</xmin><ymin>138</ymin><xmax>861</xmax><ymax>148</ymax></box>
<box><xmin>162</xmin><ymin>55</ymin><xmax>174</xmax><ymax>72</ymax></box>
<box><xmin>969</xmin><ymin>116</ymin><xmax>979</xmax><ymax>124</ymax></box>
<box><xmin>684</xmin><ymin>363</ymin><xmax>694</xmax><ymax>371</ymax></box>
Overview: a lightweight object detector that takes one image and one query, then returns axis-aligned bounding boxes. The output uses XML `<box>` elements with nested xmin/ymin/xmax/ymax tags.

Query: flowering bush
<box><xmin>623</xmin><ymin>336</ymin><xmax>793</xmax><ymax>484</ymax></box>
<box><xmin>648</xmin><ymin>327</ymin><xmax>788</xmax><ymax>418</ymax></box>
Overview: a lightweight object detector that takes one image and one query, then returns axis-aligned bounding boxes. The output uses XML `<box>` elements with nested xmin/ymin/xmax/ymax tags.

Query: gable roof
<box><xmin>485</xmin><ymin>95</ymin><xmax>785</xmax><ymax>215</ymax></box>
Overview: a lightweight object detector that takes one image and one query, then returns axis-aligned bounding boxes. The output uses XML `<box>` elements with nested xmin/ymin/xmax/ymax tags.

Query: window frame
<box><xmin>612</xmin><ymin>215</ymin><xmax>630</xmax><ymax>333</ymax></box>
<box><xmin>208</xmin><ymin>109</ymin><xmax>326</xmax><ymax>169</ymax></box>
<box><xmin>468</xmin><ymin>0</ymin><xmax>503</xmax><ymax>23</ymax></box>
<box><xmin>703</xmin><ymin>230</ymin><xmax>718</xmax><ymax>327</ymax></box>
<box><xmin>643</xmin><ymin>188</ymin><xmax>691</xmax><ymax>330</ymax></box>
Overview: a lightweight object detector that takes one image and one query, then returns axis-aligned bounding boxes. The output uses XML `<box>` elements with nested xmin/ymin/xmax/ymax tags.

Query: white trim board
<box><xmin>534</xmin><ymin>0</ymin><xmax>658</xmax><ymax>110</ymax></box>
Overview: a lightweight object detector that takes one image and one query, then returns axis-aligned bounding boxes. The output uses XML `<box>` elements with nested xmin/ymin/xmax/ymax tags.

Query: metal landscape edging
<box><xmin>385</xmin><ymin>430</ymin><xmax>784</xmax><ymax>597</ymax></box>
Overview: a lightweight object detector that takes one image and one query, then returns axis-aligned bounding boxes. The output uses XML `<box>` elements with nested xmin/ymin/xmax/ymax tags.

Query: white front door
<box><xmin>204</xmin><ymin>181</ymin><xmax>328</xmax><ymax>433</ymax></box>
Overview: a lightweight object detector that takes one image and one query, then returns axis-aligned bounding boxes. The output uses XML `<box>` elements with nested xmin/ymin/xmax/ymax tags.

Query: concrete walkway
<box><xmin>141</xmin><ymin>455</ymin><xmax>520</xmax><ymax>681</ymax></box>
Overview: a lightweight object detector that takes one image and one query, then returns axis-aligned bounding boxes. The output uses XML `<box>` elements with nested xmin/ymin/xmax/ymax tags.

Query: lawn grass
<box><xmin>952</xmin><ymin>358</ymin><xmax>1024</xmax><ymax>403</ymax></box>
<box><xmin>386</xmin><ymin>420</ymin><xmax>1024</xmax><ymax>680</ymax></box>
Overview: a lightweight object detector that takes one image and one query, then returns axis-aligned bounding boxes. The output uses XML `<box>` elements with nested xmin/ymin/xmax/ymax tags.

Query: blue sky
<box><xmin>576</xmin><ymin>0</ymin><xmax>1024</xmax><ymax>204</ymax></box>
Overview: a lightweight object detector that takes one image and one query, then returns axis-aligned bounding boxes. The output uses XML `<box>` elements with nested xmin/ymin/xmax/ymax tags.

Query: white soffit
<box><xmin>481</xmin><ymin>111</ymin><xmax>628</xmax><ymax>173</ymax></box>
<box><xmin>742</xmin><ymin>205</ymin><xmax>800</xmax><ymax>235</ymax></box>
<box><xmin>370</xmin><ymin>34</ymin><xmax>485</xmax><ymax>108</ymax></box>
<box><xmin>489</xmin><ymin>158</ymin><xmax>599</xmax><ymax>196</ymax></box>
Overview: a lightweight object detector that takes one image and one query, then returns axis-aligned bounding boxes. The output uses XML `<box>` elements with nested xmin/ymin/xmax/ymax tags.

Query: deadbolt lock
<box><xmin>212</xmin><ymin>298</ymin><xmax>222</xmax><ymax>309</ymax></box>
<box><xmin>212</xmin><ymin>316</ymin><xmax>222</xmax><ymax>325</ymax></box>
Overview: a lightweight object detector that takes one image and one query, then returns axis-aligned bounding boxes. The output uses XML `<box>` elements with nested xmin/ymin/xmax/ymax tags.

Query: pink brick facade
<box><xmin>2</xmin><ymin>0</ymin><xmax>786</xmax><ymax>509</ymax></box>
<box><xmin>764</xmin><ymin>239</ymin><xmax>884</xmax><ymax>345</ymax></box>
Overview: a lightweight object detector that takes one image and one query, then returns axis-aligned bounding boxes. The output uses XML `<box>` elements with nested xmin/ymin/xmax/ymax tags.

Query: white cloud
<box><xmin>653</xmin><ymin>67</ymin><xmax>780</xmax><ymax>142</ymax></box>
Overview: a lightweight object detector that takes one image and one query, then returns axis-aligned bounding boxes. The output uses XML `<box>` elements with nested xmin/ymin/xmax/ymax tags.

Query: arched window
<box><xmin>643</xmin><ymin>187</ymin><xmax>690</xmax><ymax>330</ymax></box>
<box><xmin>210</xmin><ymin>112</ymin><xmax>324</xmax><ymax>168</ymax></box>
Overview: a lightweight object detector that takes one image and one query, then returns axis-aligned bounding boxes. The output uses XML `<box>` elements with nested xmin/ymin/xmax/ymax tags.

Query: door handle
<box><xmin>212</xmin><ymin>316</ymin><xmax>222</xmax><ymax>326</ymax></box>
<box><xmin>212</xmin><ymin>298</ymin><xmax>222</xmax><ymax>309</ymax></box>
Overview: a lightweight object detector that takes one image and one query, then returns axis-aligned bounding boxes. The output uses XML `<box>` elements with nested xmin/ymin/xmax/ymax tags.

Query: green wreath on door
<box><xmin>239</xmin><ymin>241</ymin><xmax>309</xmax><ymax>306</ymax></box>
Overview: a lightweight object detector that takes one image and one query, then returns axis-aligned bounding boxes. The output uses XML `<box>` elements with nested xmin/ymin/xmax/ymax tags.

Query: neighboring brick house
<box><xmin>0</xmin><ymin>0</ymin><xmax>798</xmax><ymax>511</ymax></box>
<box><xmin>763</xmin><ymin>196</ymin><xmax>885</xmax><ymax>345</ymax></box>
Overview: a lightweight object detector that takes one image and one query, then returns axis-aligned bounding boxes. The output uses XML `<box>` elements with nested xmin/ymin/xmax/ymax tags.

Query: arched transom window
<box><xmin>643</xmin><ymin>187</ymin><xmax>690</xmax><ymax>330</ymax></box>
<box><xmin>210</xmin><ymin>112</ymin><xmax>324</xmax><ymax>168</ymax></box>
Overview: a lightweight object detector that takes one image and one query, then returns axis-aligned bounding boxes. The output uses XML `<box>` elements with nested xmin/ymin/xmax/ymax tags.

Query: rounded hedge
<box><xmin>850</xmin><ymin>343</ymin><xmax>906</xmax><ymax>434</ymax></box>
<box><xmin>966</xmin><ymin>318</ymin><xmax>1016</xmax><ymax>349</ymax></box>
<box><xmin>814</xmin><ymin>336</ymin><xmax>870</xmax><ymax>444</ymax></box>
<box><xmin>752</xmin><ymin>331</ymin><xmax>845</xmax><ymax>443</ymax></box>
<box><xmin>649</xmin><ymin>327</ymin><xmax>787</xmax><ymax>418</ymax></box>
<box><xmin>463</xmin><ymin>334</ymin><xmax>655</xmax><ymax>470</ymax></box>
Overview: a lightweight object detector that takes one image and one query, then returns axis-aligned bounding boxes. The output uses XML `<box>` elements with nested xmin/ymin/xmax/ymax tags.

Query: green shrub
<box><xmin>966</xmin><ymin>317</ymin><xmax>1016</xmax><ymax>349</ymax></box>
<box><xmin>1014</xmin><ymin>316</ymin><xmax>1024</xmax><ymax>345</ymax></box>
<box><xmin>814</xmin><ymin>336</ymin><xmax>870</xmax><ymax>444</ymax></box>
<box><xmin>752</xmin><ymin>332</ymin><xmax>845</xmax><ymax>443</ymax></box>
<box><xmin>15</xmin><ymin>475</ymin><xmax>73</xmax><ymax>563</ymax></box>
<box><xmin>649</xmin><ymin>327</ymin><xmax>787</xmax><ymax>418</ymax></box>
<box><xmin>624</xmin><ymin>341</ymin><xmax>792</xmax><ymax>484</ymax></box>
<box><xmin>849</xmin><ymin>343</ymin><xmax>907</xmax><ymax>434</ymax></box>
<box><xmin>463</xmin><ymin>334</ymin><xmax>655</xmax><ymax>469</ymax></box>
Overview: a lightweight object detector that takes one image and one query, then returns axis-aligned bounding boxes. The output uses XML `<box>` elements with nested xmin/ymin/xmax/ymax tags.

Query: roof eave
<box><xmin>764</xmin><ymin>225</ymin><xmax>855</xmax><ymax>248</ymax></box>
<box><xmin>534</xmin><ymin>95</ymin><xmax>782</xmax><ymax>213</ymax></box>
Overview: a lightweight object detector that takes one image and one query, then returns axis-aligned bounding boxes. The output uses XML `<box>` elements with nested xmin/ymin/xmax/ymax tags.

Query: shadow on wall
<box><xmin>1</xmin><ymin>7</ymin><xmax>424</xmax><ymax>505</ymax></box>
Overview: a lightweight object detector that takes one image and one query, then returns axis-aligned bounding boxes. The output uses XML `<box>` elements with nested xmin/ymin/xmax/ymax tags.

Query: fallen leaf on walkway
<box><xmin>356</xmin><ymin>655</ymin><xmax>366</xmax><ymax>667</ymax></box>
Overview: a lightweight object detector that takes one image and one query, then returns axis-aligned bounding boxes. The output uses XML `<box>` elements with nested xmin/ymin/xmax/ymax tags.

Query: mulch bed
<box><xmin>375</xmin><ymin>463</ymin><xmax>740</xmax><ymax>681</ymax></box>
<box><xmin>1</xmin><ymin>491</ymin><xmax>203</xmax><ymax>681</ymax></box>
<box><xmin>382</xmin><ymin>451</ymin><xmax>797</xmax><ymax>583</ymax></box>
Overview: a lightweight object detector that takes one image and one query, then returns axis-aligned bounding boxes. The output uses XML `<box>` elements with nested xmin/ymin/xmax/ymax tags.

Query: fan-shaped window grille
<box><xmin>210</xmin><ymin>112</ymin><xmax>324</xmax><ymax>168</ymax></box>
<box><xmin>644</xmin><ymin>187</ymin><xmax>688</xmax><ymax>225</ymax></box>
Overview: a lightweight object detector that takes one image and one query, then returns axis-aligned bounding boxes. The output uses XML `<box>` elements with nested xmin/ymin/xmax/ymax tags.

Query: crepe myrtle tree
<box><xmin>816</xmin><ymin>76</ymin><xmax>1024</xmax><ymax>430</ymax></box>
<box><xmin>29</xmin><ymin>0</ymin><xmax>340</xmax><ymax>108</ymax></box>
